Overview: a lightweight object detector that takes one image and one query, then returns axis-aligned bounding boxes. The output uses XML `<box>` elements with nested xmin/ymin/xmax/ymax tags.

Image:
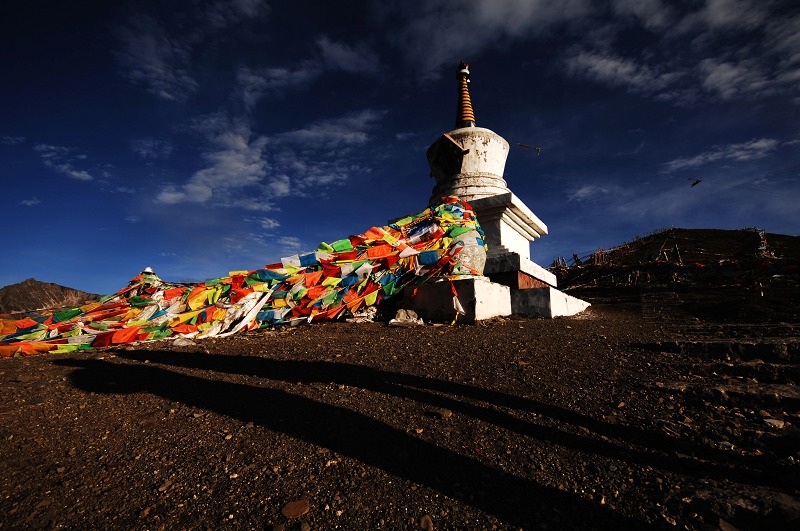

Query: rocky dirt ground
<box><xmin>1</xmin><ymin>287</ymin><xmax>798</xmax><ymax>530</ymax></box>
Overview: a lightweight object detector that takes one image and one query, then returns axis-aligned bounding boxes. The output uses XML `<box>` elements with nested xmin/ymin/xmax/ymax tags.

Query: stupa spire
<box><xmin>455</xmin><ymin>61</ymin><xmax>476</xmax><ymax>128</ymax></box>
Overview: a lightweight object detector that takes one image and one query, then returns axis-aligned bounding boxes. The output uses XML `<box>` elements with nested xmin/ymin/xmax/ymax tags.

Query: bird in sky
<box><xmin>517</xmin><ymin>143</ymin><xmax>542</xmax><ymax>156</ymax></box>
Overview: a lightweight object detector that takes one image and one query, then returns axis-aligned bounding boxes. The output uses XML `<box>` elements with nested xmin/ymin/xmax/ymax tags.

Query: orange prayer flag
<box><xmin>0</xmin><ymin>344</ymin><xmax>22</xmax><ymax>357</ymax></box>
<box><xmin>21</xmin><ymin>342</ymin><xmax>58</xmax><ymax>356</ymax></box>
<box><xmin>172</xmin><ymin>324</ymin><xmax>199</xmax><ymax>334</ymax></box>
<box><xmin>342</xmin><ymin>290</ymin><xmax>360</xmax><ymax>303</ymax></box>
<box><xmin>92</xmin><ymin>331</ymin><xmax>115</xmax><ymax>348</ymax></box>
<box><xmin>112</xmin><ymin>326</ymin><xmax>141</xmax><ymax>344</ymax></box>
<box><xmin>346</xmin><ymin>298</ymin><xmax>363</xmax><ymax>313</ymax></box>
<box><xmin>305</xmin><ymin>270</ymin><xmax>324</xmax><ymax>287</ymax></box>
<box><xmin>366</xmin><ymin>245</ymin><xmax>393</xmax><ymax>259</ymax></box>
<box><xmin>187</xmin><ymin>285</ymin><xmax>206</xmax><ymax>301</ymax></box>
<box><xmin>327</xmin><ymin>305</ymin><xmax>346</xmax><ymax>319</ymax></box>
<box><xmin>306</xmin><ymin>285</ymin><xmax>327</xmax><ymax>300</ymax></box>
<box><xmin>230</xmin><ymin>288</ymin><xmax>254</xmax><ymax>304</ymax></box>
<box><xmin>363</xmin><ymin>226</ymin><xmax>385</xmax><ymax>240</ymax></box>
<box><xmin>0</xmin><ymin>320</ymin><xmax>17</xmax><ymax>335</ymax></box>
<box><xmin>163</xmin><ymin>287</ymin><xmax>186</xmax><ymax>300</ymax></box>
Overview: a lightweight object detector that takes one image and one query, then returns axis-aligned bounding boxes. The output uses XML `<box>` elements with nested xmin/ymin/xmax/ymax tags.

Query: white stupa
<box><xmin>408</xmin><ymin>62</ymin><xmax>589</xmax><ymax>320</ymax></box>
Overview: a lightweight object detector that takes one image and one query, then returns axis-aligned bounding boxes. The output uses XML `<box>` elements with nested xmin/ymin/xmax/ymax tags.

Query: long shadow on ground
<box><xmin>57</xmin><ymin>355</ymin><xmax>645</xmax><ymax>529</ymax></box>
<box><xmin>115</xmin><ymin>349</ymin><xmax>775</xmax><ymax>486</ymax></box>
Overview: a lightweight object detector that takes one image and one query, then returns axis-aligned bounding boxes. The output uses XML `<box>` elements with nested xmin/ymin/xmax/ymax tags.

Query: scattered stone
<box><xmin>281</xmin><ymin>499</ymin><xmax>310</xmax><ymax>518</ymax></box>
<box><xmin>764</xmin><ymin>418</ymin><xmax>785</xmax><ymax>429</ymax></box>
<box><xmin>389</xmin><ymin>309</ymin><xmax>424</xmax><ymax>327</ymax></box>
<box><xmin>420</xmin><ymin>514</ymin><xmax>434</xmax><ymax>530</ymax></box>
<box><xmin>300</xmin><ymin>523</ymin><xmax>311</xmax><ymax>531</ymax></box>
<box><xmin>157</xmin><ymin>479</ymin><xmax>173</xmax><ymax>493</ymax></box>
<box><xmin>433</xmin><ymin>408</ymin><xmax>453</xmax><ymax>420</ymax></box>
<box><xmin>346</xmin><ymin>306</ymin><xmax>377</xmax><ymax>323</ymax></box>
<box><xmin>172</xmin><ymin>337</ymin><xmax>196</xmax><ymax>347</ymax></box>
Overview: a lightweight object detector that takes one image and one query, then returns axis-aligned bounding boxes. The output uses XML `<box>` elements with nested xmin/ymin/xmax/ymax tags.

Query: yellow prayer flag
<box><xmin>365</xmin><ymin>290</ymin><xmax>378</xmax><ymax>306</ymax></box>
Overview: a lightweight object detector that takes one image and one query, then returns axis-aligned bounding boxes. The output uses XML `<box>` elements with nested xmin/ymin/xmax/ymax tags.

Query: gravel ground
<box><xmin>1</xmin><ymin>289</ymin><xmax>798</xmax><ymax>530</ymax></box>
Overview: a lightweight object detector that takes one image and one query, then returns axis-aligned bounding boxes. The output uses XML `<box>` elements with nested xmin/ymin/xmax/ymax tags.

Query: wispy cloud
<box><xmin>157</xmin><ymin>112</ymin><xmax>269</xmax><ymax>204</ymax></box>
<box><xmin>131</xmin><ymin>137</ymin><xmax>174</xmax><ymax>159</ymax></box>
<box><xmin>115</xmin><ymin>1</ymin><xmax>268</xmax><ymax>101</ymax></box>
<box><xmin>232</xmin><ymin>197</ymin><xmax>278</xmax><ymax>212</ymax></box>
<box><xmin>277</xmin><ymin>109</ymin><xmax>385</xmax><ymax>148</ymax></box>
<box><xmin>266</xmin><ymin>109</ymin><xmax>383</xmax><ymax>196</ymax></box>
<box><xmin>677</xmin><ymin>0</ymin><xmax>768</xmax><ymax>33</ymax></box>
<box><xmin>236</xmin><ymin>38</ymin><xmax>378</xmax><ymax>112</ymax></box>
<box><xmin>316</xmin><ymin>36</ymin><xmax>379</xmax><ymax>74</ymax></box>
<box><xmin>278</xmin><ymin>236</ymin><xmax>303</xmax><ymax>250</ymax></box>
<box><xmin>125</xmin><ymin>215</ymin><xmax>141</xmax><ymax>223</ymax></box>
<box><xmin>663</xmin><ymin>138</ymin><xmax>781</xmax><ymax>172</ymax></box>
<box><xmin>237</xmin><ymin>63</ymin><xmax>321</xmax><ymax>111</ymax></box>
<box><xmin>115</xmin><ymin>14</ymin><xmax>198</xmax><ymax>101</ymax></box>
<box><xmin>567</xmin><ymin>184</ymin><xmax>610</xmax><ymax>202</ymax></box>
<box><xmin>1</xmin><ymin>135</ymin><xmax>25</xmax><ymax>146</ymax></box>
<box><xmin>266</xmin><ymin>174</ymin><xmax>292</xmax><ymax>197</ymax></box>
<box><xmin>158</xmin><ymin>105</ymin><xmax>383</xmax><ymax>208</ymax></box>
<box><xmin>20</xmin><ymin>197</ymin><xmax>40</xmax><ymax>207</ymax></box>
<box><xmin>204</xmin><ymin>0</ymin><xmax>270</xmax><ymax>29</ymax></box>
<box><xmin>378</xmin><ymin>0</ymin><xmax>592</xmax><ymax>76</ymax></box>
<box><xmin>34</xmin><ymin>144</ymin><xmax>93</xmax><ymax>181</ymax></box>
<box><xmin>611</xmin><ymin>0</ymin><xmax>674</xmax><ymax>30</ymax></box>
<box><xmin>565</xmin><ymin>50</ymin><xmax>682</xmax><ymax>96</ymax></box>
<box><xmin>559</xmin><ymin>2</ymin><xmax>800</xmax><ymax>105</ymax></box>
<box><xmin>255</xmin><ymin>217</ymin><xmax>280</xmax><ymax>230</ymax></box>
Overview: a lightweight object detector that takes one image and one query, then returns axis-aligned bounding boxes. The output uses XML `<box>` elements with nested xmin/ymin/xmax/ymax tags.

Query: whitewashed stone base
<box><xmin>511</xmin><ymin>287</ymin><xmax>591</xmax><ymax>318</ymax></box>
<box><xmin>404</xmin><ymin>277</ymin><xmax>511</xmax><ymax>323</ymax></box>
<box><xmin>469</xmin><ymin>192</ymin><xmax>548</xmax><ymax>258</ymax></box>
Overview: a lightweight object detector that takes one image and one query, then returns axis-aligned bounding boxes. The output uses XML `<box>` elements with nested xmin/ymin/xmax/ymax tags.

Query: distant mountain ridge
<box><xmin>0</xmin><ymin>278</ymin><xmax>100</xmax><ymax>315</ymax></box>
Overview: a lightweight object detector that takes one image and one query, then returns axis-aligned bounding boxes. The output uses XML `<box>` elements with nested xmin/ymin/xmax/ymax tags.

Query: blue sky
<box><xmin>1</xmin><ymin>0</ymin><xmax>798</xmax><ymax>294</ymax></box>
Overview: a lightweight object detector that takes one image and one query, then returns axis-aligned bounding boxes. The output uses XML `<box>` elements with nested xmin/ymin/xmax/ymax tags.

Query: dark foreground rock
<box><xmin>1</xmin><ymin>288</ymin><xmax>798</xmax><ymax>530</ymax></box>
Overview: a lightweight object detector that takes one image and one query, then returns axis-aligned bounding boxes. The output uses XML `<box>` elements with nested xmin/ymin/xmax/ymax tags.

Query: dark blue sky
<box><xmin>2</xmin><ymin>1</ymin><xmax>798</xmax><ymax>294</ymax></box>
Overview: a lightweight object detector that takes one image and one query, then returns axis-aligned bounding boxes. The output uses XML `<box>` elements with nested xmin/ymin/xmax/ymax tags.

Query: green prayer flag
<box><xmin>55</xmin><ymin>308</ymin><xmax>82</xmax><ymax>322</ymax></box>
<box><xmin>332</xmin><ymin>238</ymin><xmax>354</xmax><ymax>252</ymax></box>
<box><xmin>448</xmin><ymin>226</ymin><xmax>473</xmax><ymax>238</ymax></box>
